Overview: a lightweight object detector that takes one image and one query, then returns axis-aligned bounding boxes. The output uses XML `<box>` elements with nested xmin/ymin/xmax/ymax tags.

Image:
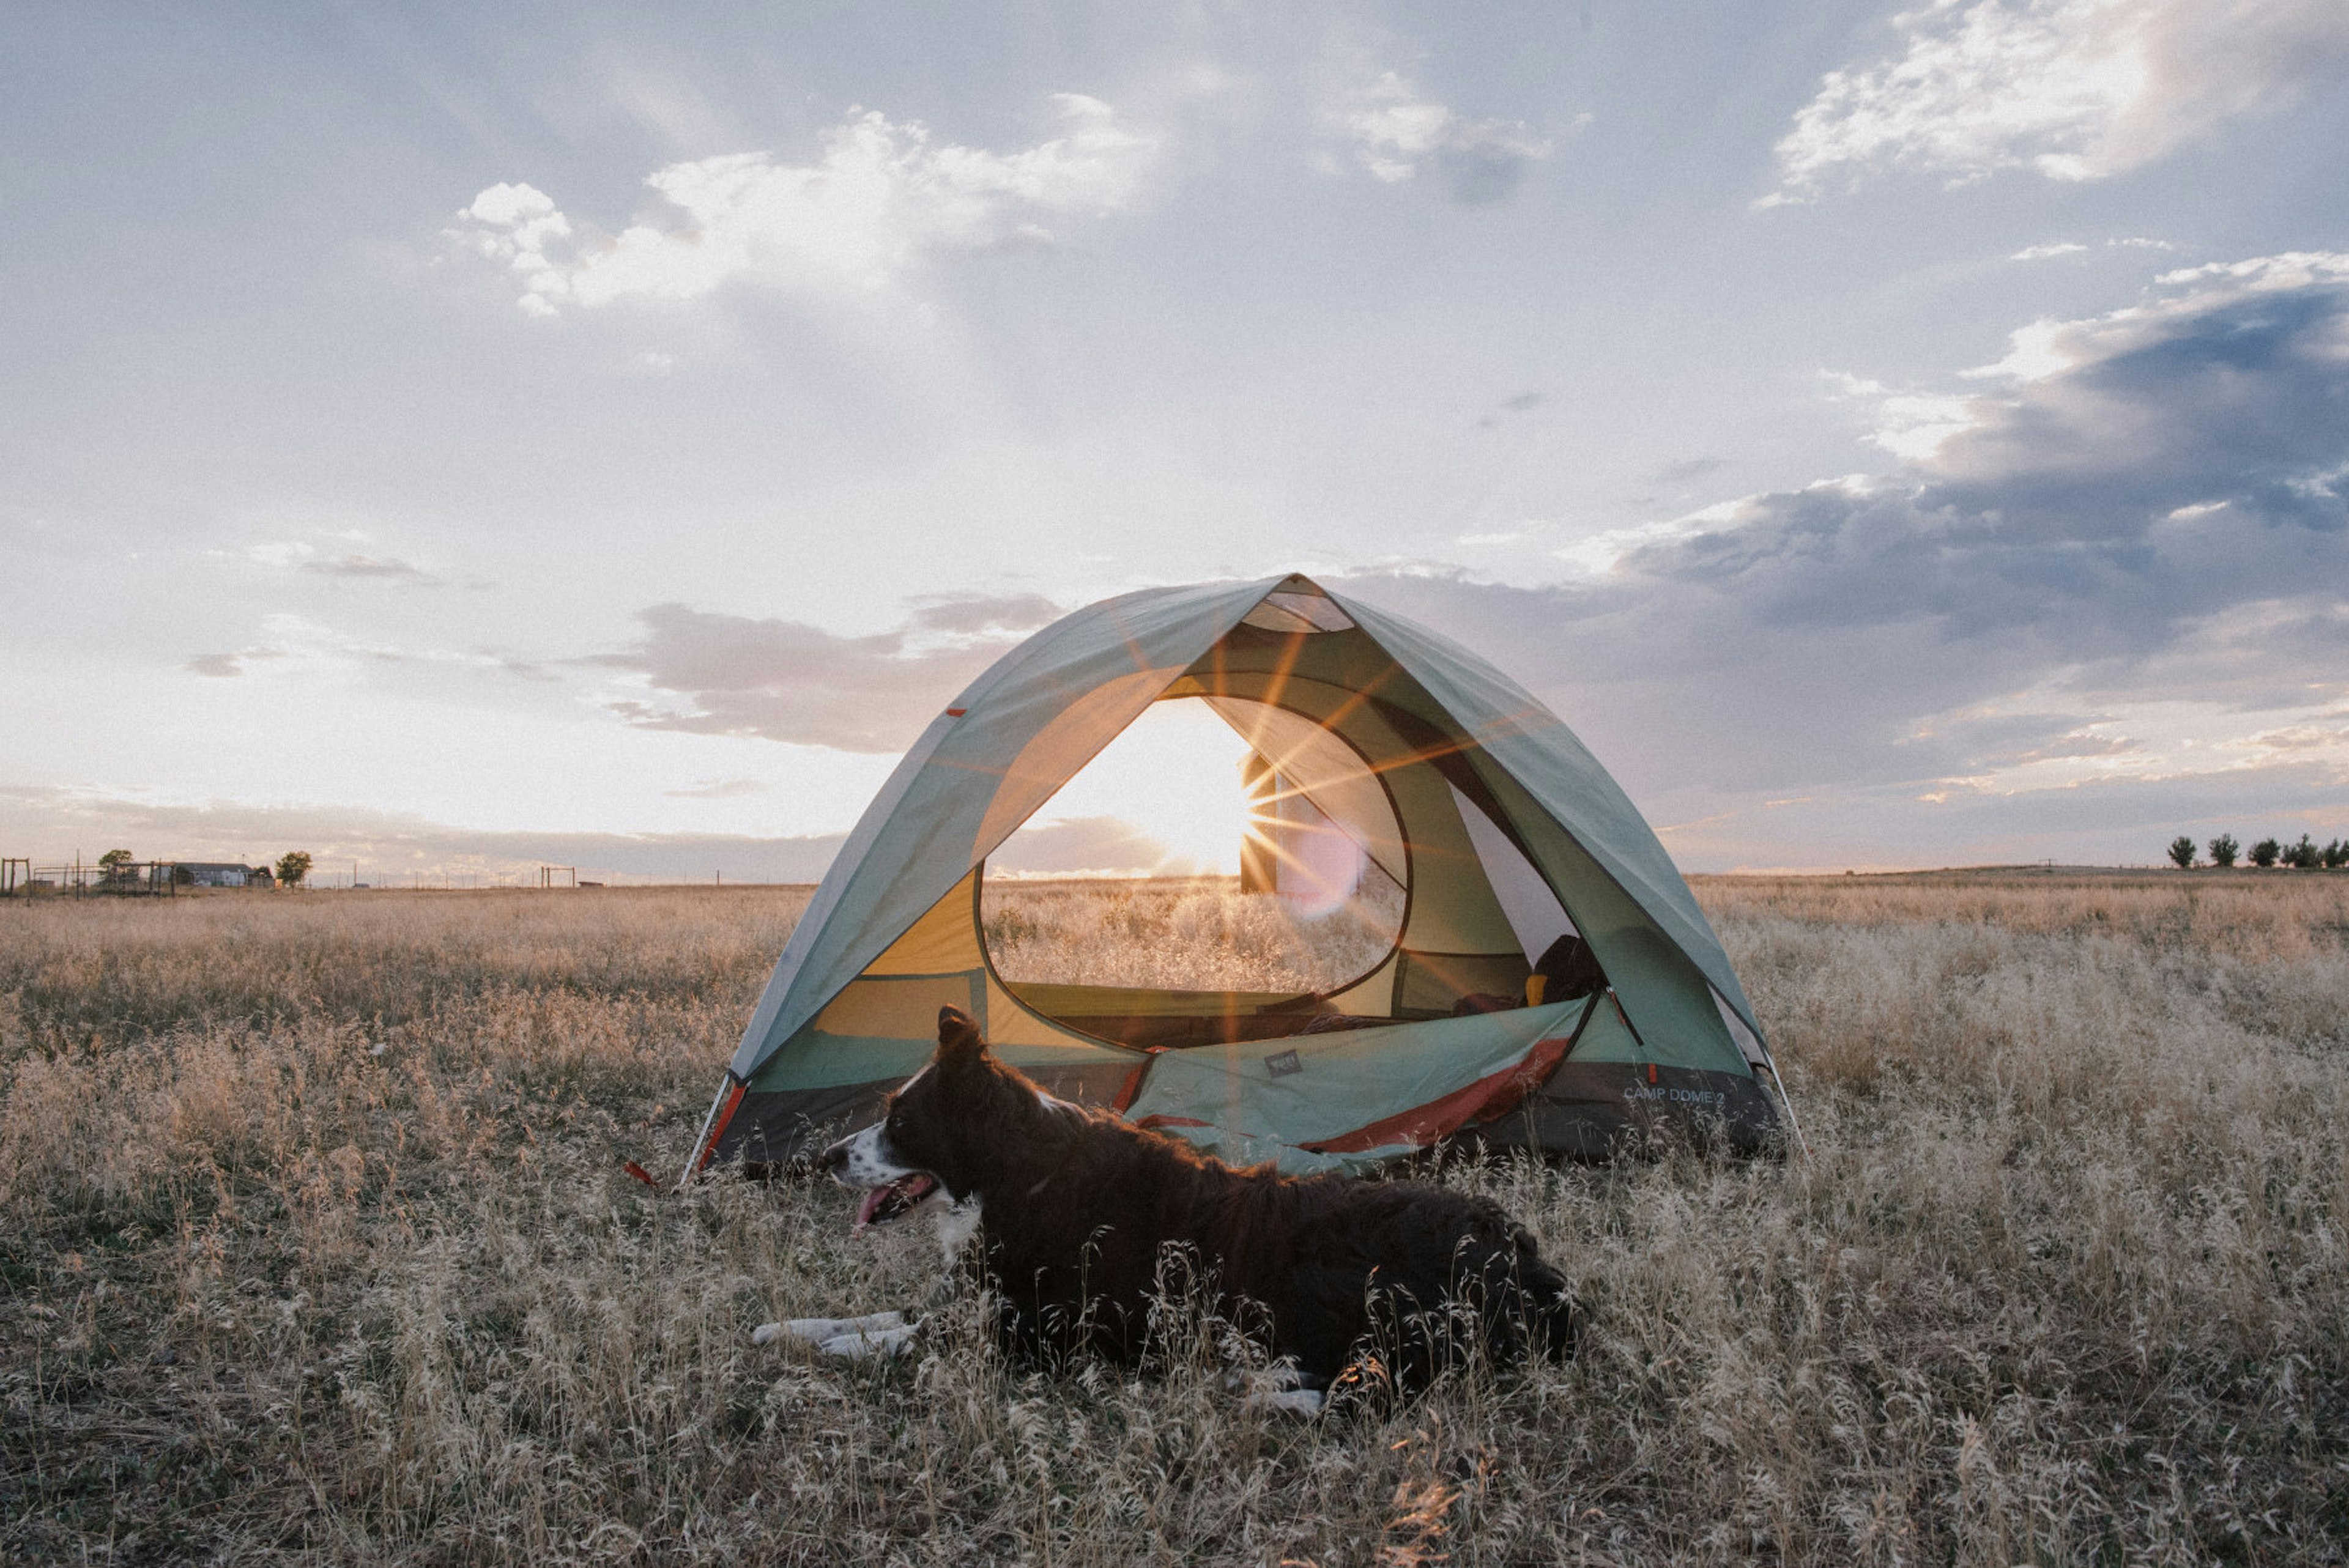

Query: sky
<box><xmin>5</xmin><ymin>0</ymin><xmax>2347</xmax><ymax>882</ymax></box>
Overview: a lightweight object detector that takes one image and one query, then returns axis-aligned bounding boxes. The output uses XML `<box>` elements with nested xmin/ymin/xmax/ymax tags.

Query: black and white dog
<box><xmin>759</xmin><ymin>1006</ymin><xmax>1579</xmax><ymax>1414</ymax></box>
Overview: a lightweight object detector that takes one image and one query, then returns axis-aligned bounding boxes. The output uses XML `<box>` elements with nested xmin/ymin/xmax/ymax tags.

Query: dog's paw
<box><xmin>815</xmin><ymin>1322</ymin><xmax>920</xmax><ymax>1360</ymax></box>
<box><xmin>1241</xmin><ymin>1386</ymin><xmax>1327</xmax><ymax>1418</ymax></box>
<box><xmin>1233</xmin><ymin>1361</ymin><xmax>1323</xmax><ymax>1416</ymax></box>
<box><xmin>1221</xmin><ymin>1362</ymin><xmax>1307</xmax><ymax>1394</ymax></box>
<box><xmin>755</xmin><ymin>1310</ymin><xmax>908</xmax><ymax>1349</ymax></box>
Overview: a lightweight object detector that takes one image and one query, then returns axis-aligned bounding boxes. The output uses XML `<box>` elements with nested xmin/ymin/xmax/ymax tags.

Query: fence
<box><xmin>3</xmin><ymin>859</ymin><xmax>185</xmax><ymax>897</ymax></box>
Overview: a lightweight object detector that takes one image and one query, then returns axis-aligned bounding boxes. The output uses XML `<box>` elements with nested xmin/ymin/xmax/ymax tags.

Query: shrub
<box><xmin>2250</xmin><ymin>837</ymin><xmax>2282</xmax><ymax>868</ymax></box>
<box><xmin>2208</xmin><ymin>832</ymin><xmax>2240</xmax><ymax>868</ymax></box>
<box><xmin>2166</xmin><ymin>835</ymin><xmax>2198</xmax><ymax>868</ymax></box>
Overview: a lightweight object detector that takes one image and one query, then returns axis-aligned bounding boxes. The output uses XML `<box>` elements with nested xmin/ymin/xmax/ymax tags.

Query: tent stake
<box><xmin>677</xmin><ymin>1078</ymin><xmax>733</xmax><ymax>1191</ymax></box>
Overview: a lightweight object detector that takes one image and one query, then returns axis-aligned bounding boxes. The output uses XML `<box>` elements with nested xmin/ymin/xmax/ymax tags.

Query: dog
<box><xmin>759</xmin><ymin>1005</ymin><xmax>1579</xmax><ymax>1415</ymax></box>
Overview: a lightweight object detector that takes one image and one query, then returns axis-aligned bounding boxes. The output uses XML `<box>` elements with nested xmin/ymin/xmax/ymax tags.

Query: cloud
<box><xmin>985</xmin><ymin>815</ymin><xmax>1173</xmax><ymax>877</ymax></box>
<box><xmin>245</xmin><ymin>540</ymin><xmax>448</xmax><ymax>586</ymax></box>
<box><xmin>454</xmin><ymin>95</ymin><xmax>1152</xmax><ymax>315</ymax></box>
<box><xmin>1653</xmin><ymin>456</ymin><xmax>1730</xmax><ymax>484</ymax></box>
<box><xmin>1822</xmin><ymin>371</ymin><xmax>1980</xmax><ymax>461</ymax></box>
<box><xmin>1771</xmin><ymin>0</ymin><xmax>2349</xmax><ymax>199</ymax></box>
<box><xmin>663</xmin><ymin>777</ymin><xmax>770</xmax><ymax>799</ymax></box>
<box><xmin>2013</xmin><ymin>238</ymin><xmax>2181</xmax><ymax>261</ymax></box>
<box><xmin>1474</xmin><ymin>390</ymin><xmax>1549</xmax><ymax>429</ymax></box>
<box><xmin>1638</xmin><ymin>255</ymin><xmax>2349</xmax><ymax>654</ymax></box>
<box><xmin>902</xmin><ymin>591</ymin><xmax>1063</xmax><ymax>638</ymax></box>
<box><xmin>184</xmin><ymin>648</ymin><xmax>286</xmax><ymax>678</ymax></box>
<box><xmin>300</xmin><ymin>553</ymin><xmax>441</xmax><ymax>585</ymax></box>
<box><xmin>1332</xmin><ymin>73</ymin><xmax>1553</xmax><ymax>203</ymax></box>
<box><xmin>1333</xmin><ymin>251</ymin><xmax>2349</xmax><ymax>865</ymax></box>
<box><xmin>0</xmin><ymin>785</ymin><xmax>846</xmax><ymax>884</ymax></box>
<box><xmin>593</xmin><ymin>594</ymin><xmax>1061</xmax><ymax>753</ymax></box>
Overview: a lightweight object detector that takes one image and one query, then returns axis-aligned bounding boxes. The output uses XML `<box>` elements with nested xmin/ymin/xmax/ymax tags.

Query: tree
<box><xmin>2208</xmin><ymin>833</ymin><xmax>2240</xmax><ymax>868</ymax></box>
<box><xmin>2283</xmin><ymin>835</ymin><xmax>2320</xmax><ymax>870</ymax></box>
<box><xmin>276</xmin><ymin>851</ymin><xmax>313</xmax><ymax>888</ymax></box>
<box><xmin>2249</xmin><ymin>837</ymin><xmax>2280</xmax><ymax>868</ymax></box>
<box><xmin>2325</xmin><ymin>839</ymin><xmax>2348</xmax><ymax>871</ymax></box>
<box><xmin>2167</xmin><ymin>835</ymin><xmax>2198</xmax><ymax>869</ymax></box>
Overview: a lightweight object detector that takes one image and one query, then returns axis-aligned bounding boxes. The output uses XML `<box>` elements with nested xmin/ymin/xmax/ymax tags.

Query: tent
<box><xmin>683</xmin><ymin>574</ymin><xmax>1791</xmax><ymax>1179</ymax></box>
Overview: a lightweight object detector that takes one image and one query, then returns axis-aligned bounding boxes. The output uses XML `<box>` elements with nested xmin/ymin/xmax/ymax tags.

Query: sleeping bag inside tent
<box><xmin>684</xmin><ymin>574</ymin><xmax>1787</xmax><ymax>1178</ymax></box>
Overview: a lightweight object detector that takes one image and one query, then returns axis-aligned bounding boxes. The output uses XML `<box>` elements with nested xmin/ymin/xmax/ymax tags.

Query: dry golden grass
<box><xmin>981</xmin><ymin>875</ymin><xmax>1403</xmax><ymax>993</ymax></box>
<box><xmin>4</xmin><ymin>871</ymin><xmax>2347</xmax><ymax>1564</ymax></box>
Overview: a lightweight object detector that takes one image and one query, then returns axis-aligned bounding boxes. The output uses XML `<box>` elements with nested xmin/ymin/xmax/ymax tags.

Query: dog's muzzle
<box><xmin>820</xmin><ymin>1123</ymin><xmax>942</xmax><ymax>1231</ymax></box>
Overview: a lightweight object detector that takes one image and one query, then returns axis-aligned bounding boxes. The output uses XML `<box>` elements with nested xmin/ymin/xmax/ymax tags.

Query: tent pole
<box><xmin>677</xmin><ymin>1078</ymin><xmax>733</xmax><ymax>1192</ymax></box>
<box><xmin>1757</xmin><ymin>1048</ymin><xmax>1809</xmax><ymax>1159</ymax></box>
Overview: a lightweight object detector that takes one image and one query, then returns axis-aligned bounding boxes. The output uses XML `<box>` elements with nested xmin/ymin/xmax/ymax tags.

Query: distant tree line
<box><xmin>2168</xmin><ymin>833</ymin><xmax>2347</xmax><ymax>870</ymax></box>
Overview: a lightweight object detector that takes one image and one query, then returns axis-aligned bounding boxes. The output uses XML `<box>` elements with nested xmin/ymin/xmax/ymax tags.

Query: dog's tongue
<box><xmin>853</xmin><ymin>1173</ymin><xmax>937</xmax><ymax>1231</ymax></box>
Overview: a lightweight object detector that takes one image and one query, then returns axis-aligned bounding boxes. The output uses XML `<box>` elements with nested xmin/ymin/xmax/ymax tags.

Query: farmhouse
<box><xmin>176</xmin><ymin>862</ymin><xmax>274</xmax><ymax>889</ymax></box>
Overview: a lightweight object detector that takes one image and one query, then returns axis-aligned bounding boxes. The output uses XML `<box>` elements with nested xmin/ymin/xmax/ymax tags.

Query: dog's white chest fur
<box><xmin>935</xmin><ymin>1195</ymin><xmax>982</xmax><ymax>1265</ymax></box>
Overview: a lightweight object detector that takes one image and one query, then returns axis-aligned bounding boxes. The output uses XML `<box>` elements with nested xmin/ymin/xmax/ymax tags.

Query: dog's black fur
<box><xmin>822</xmin><ymin>1006</ymin><xmax>1580</xmax><ymax>1397</ymax></box>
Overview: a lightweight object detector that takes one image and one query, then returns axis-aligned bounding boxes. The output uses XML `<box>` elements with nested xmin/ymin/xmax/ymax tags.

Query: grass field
<box><xmin>4</xmin><ymin>871</ymin><xmax>2347</xmax><ymax>1564</ymax></box>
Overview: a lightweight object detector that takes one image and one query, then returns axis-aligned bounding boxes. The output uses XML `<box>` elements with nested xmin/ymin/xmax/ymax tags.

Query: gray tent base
<box><xmin>1459</xmin><ymin>1062</ymin><xmax>1781</xmax><ymax>1161</ymax></box>
<box><xmin>713</xmin><ymin>1059</ymin><xmax>1779</xmax><ymax>1175</ymax></box>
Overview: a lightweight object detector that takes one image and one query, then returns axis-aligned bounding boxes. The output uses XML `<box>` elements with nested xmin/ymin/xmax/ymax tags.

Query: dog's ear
<box><xmin>937</xmin><ymin>1005</ymin><xmax>987</xmax><ymax>1065</ymax></box>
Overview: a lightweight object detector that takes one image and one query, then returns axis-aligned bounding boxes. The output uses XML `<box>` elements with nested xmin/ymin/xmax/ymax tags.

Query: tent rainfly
<box><xmin>684</xmin><ymin>574</ymin><xmax>1792</xmax><ymax>1179</ymax></box>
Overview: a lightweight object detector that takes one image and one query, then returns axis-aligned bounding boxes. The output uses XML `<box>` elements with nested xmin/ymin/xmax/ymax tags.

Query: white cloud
<box><xmin>300</xmin><ymin>553</ymin><xmax>441</xmax><ymax>585</ymax></box>
<box><xmin>1332</xmin><ymin>73</ymin><xmax>1553</xmax><ymax>204</ymax></box>
<box><xmin>183</xmin><ymin>648</ymin><xmax>286</xmax><ymax>679</ymax></box>
<box><xmin>2011</xmin><ymin>237</ymin><xmax>2178</xmax><ymax>261</ymax></box>
<box><xmin>1824</xmin><ymin>371</ymin><xmax>1981</xmax><ymax>461</ymax></box>
<box><xmin>455</xmin><ymin>95</ymin><xmax>1152</xmax><ymax>315</ymax></box>
<box><xmin>1771</xmin><ymin>0</ymin><xmax>2349</xmax><ymax>198</ymax></box>
<box><xmin>664</xmin><ymin>777</ymin><xmax>769</xmax><ymax>799</ymax></box>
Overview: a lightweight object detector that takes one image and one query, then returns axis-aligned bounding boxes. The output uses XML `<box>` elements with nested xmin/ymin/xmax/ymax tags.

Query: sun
<box><xmin>1009</xmin><ymin>697</ymin><xmax>1257</xmax><ymax>876</ymax></box>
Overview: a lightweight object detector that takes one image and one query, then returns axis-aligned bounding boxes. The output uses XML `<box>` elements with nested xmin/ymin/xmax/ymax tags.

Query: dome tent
<box><xmin>683</xmin><ymin>574</ymin><xmax>1790</xmax><ymax>1180</ymax></box>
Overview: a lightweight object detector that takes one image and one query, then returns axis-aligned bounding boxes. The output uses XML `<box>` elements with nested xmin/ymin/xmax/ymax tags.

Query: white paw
<box><xmin>1221</xmin><ymin>1362</ymin><xmax>1306</xmax><ymax>1394</ymax></box>
<box><xmin>815</xmin><ymin>1322</ymin><xmax>919</xmax><ymax>1360</ymax></box>
<box><xmin>755</xmin><ymin>1309</ymin><xmax>907</xmax><ymax>1348</ymax></box>
<box><xmin>1241</xmin><ymin>1387</ymin><xmax>1327</xmax><ymax>1418</ymax></box>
